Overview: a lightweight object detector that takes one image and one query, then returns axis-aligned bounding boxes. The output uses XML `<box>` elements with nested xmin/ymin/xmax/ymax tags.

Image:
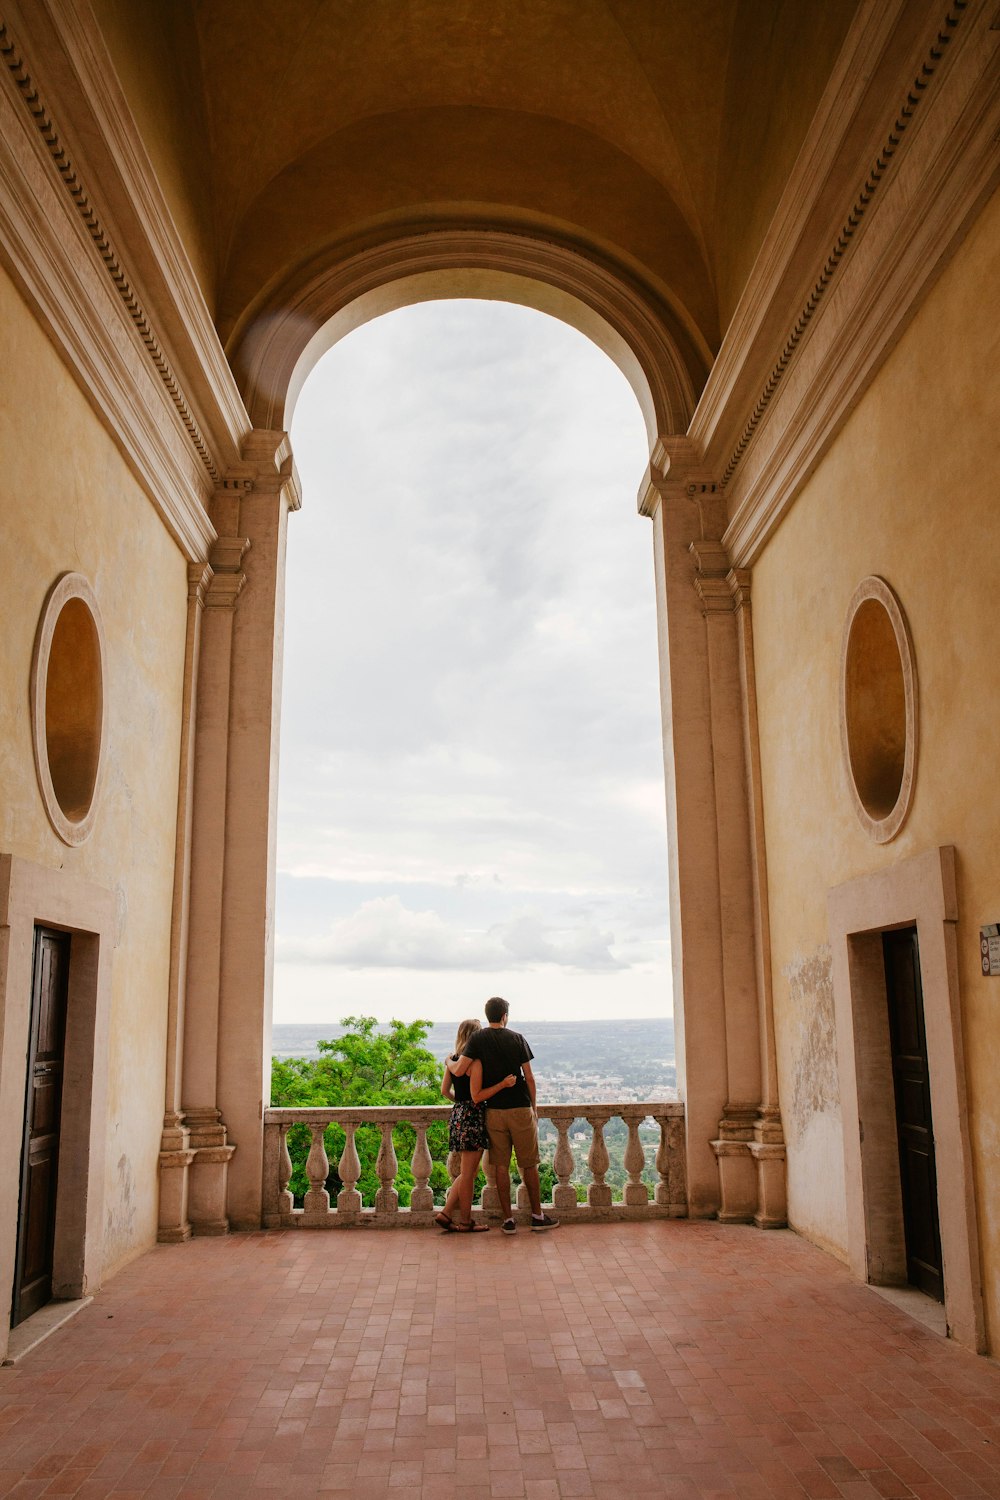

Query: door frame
<box><xmin>828</xmin><ymin>845</ymin><xmax>985</xmax><ymax>1352</ymax></box>
<box><xmin>0</xmin><ymin>855</ymin><xmax>114</xmax><ymax>1361</ymax></box>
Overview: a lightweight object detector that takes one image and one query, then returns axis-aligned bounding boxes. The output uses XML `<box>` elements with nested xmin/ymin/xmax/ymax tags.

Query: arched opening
<box><xmin>274</xmin><ymin>297</ymin><xmax>672</xmax><ymax>1055</ymax></box>
<box><xmin>193</xmin><ymin>233</ymin><xmax>768</xmax><ymax>1238</ymax></box>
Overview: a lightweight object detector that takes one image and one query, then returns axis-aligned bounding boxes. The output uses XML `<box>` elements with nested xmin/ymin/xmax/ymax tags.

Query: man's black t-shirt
<box><xmin>462</xmin><ymin>1027</ymin><xmax>534</xmax><ymax>1110</ymax></box>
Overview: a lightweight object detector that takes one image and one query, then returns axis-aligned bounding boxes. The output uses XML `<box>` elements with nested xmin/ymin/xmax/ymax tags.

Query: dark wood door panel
<box><xmin>12</xmin><ymin>928</ymin><xmax>70</xmax><ymax>1328</ymax></box>
<box><xmin>883</xmin><ymin>928</ymin><xmax>944</xmax><ymax>1304</ymax></box>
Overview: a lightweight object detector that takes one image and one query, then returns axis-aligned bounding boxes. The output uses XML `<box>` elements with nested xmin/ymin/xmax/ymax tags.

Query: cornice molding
<box><xmin>691</xmin><ymin>0</ymin><xmax>917</xmax><ymax>467</ymax></box>
<box><xmin>721</xmin><ymin>0</ymin><xmax>972</xmax><ymax>488</ymax></box>
<box><xmin>30</xmin><ymin>0</ymin><xmax>251</xmax><ymax>462</ymax></box>
<box><xmin>0</xmin><ymin>19</ymin><xmax>219</xmax><ymax>483</ymax></box>
<box><xmin>0</xmin><ymin>15</ymin><xmax>216</xmax><ymax>559</ymax></box>
<box><xmin>689</xmin><ymin>0</ymin><xmax>1000</xmax><ymax>566</ymax></box>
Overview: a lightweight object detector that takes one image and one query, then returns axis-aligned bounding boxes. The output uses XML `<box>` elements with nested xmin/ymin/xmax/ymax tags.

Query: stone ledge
<box><xmin>3</xmin><ymin>1296</ymin><xmax>92</xmax><ymax>1365</ymax></box>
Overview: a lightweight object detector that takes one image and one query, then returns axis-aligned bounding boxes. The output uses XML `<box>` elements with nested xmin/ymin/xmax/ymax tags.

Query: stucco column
<box><xmin>215</xmin><ymin>431</ymin><xmax>300</xmax><ymax>1230</ymax></box>
<box><xmin>729</xmin><ymin>568</ymin><xmax>786</xmax><ymax>1228</ymax></box>
<box><xmin>690</xmin><ymin>543</ymin><xmax>764</xmax><ymax>1224</ymax></box>
<box><xmin>180</xmin><ymin>514</ymin><xmax>248</xmax><ymax>1233</ymax></box>
<box><xmin>157</xmin><ymin>561</ymin><xmax>210</xmax><ymax>1243</ymax></box>
<box><xmin>641</xmin><ymin>443</ymin><xmax>729</xmax><ymax>1217</ymax></box>
<box><xmin>641</xmin><ymin>437</ymin><xmax>779</xmax><ymax>1224</ymax></box>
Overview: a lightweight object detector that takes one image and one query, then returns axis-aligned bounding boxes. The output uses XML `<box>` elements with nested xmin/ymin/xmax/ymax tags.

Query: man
<box><xmin>463</xmin><ymin>996</ymin><xmax>559</xmax><ymax>1234</ymax></box>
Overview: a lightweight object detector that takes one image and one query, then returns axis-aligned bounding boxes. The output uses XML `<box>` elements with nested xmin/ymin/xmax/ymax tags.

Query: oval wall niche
<box><xmin>31</xmin><ymin>573</ymin><xmax>107</xmax><ymax>846</ymax></box>
<box><xmin>840</xmin><ymin>576</ymin><xmax>917</xmax><ymax>844</ymax></box>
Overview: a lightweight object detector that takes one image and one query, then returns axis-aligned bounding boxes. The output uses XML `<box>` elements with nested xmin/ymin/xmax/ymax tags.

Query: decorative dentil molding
<box><xmin>718</xmin><ymin>0</ymin><xmax>971</xmax><ymax>492</ymax></box>
<box><xmin>0</xmin><ymin>19</ymin><xmax>219</xmax><ymax>483</ymax></box>
<box><xmin>691</xmin><ymin>0</ymin><xmax>1000</xmax><ymax>567</ymax></box>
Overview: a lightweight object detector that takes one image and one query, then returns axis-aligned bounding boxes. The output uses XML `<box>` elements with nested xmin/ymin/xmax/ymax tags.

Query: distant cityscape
<box><xmin>271</xmin><ymin>1017</ymin><xmax>677</xmax><ymax>1104</ymax></box>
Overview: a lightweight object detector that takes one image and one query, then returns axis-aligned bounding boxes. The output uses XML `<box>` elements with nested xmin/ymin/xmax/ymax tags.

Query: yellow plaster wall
<box><xmin>752</xmin><ymin>187</ymin><xmax>1000</xmax><ymax>1341</ymax></box>
<box><xmin>0</xmin><ymin>265</ymin><xmax>187</xmax><ymax>1277</ymax></box>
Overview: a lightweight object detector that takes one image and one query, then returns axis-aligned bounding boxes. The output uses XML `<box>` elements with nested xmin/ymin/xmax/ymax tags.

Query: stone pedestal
<box><xmin>186</xmin><ymin>1107</ymin><xmax>236</xmax><ymax>1235</ymax></box>
<box><xmin>750</xmin><ymin>1142</ymin><xmax>788</xmax><ymax>1229</ymax></box>
<box><xmin>157</xmin><ymin>1112</ymin><xmax>194</xmax><ymax>1243</ymax></box>
<box><xmin>711</xmin><ymin>1105</ymin><xmax>757</xmax><ymax>1223</ymax></box>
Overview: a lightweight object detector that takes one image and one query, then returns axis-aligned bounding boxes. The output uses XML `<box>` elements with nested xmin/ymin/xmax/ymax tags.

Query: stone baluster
<box><xmin>586</xmin><ymin>1115</ymin><xmax>613</xmax><ymax>1209</ymax></box>
<box><xmin>654</xmin><ymin>1112</ymin><xmax>687</xmax><ymax>1214</ymax></box>
<box><xmin>303</xmin><ymin>1124</ymin><xmax>331</xmax><ymax>1217</ymax></box>
<box><xmin>654</xmin><ymin>1115</ymin><xmax>671</xmax><ymax>1207</ymax></box>
<box><xmin>446</xmin><ymin>1150</ymin><xmax>461</xmax><ymax>1191</ymax></box>
<box><xmin>375</xmin><ymin>1121</ymin><xmax>399</xmax><ymax>1216</ymax></box>
<box><xmin>481</xmin><ymin>1160</ymin><xmax>500</xmax><ymax>1215</ymax></box>
<box><xmin>552</xmin><ymin>1118</ymin><xmax>578</xmax><ymax>1212</ymax></box>
<box><xmin>278</xmin><ymin>1125</ymin><xmax>294</xmax><ymax>1216</ymax></box>
<box><xmin>516</xmin><ymin>1173</ymin><xmax>531</xmax><ymax>1212</ymax></box>
<box><xmin>337</xmin><ymin>1122</ymin><xmax>363</xmax><ymax>1217</ymax></box>
<box><xmin>409</xmin><ymin>1120</ymin><xmax>434</xmax><ymax>1214</ymax></box>
<box><xmin>622</xmin><ymin>1114</ymin><xmax>649</xmax><ymax>1206</ymax></box>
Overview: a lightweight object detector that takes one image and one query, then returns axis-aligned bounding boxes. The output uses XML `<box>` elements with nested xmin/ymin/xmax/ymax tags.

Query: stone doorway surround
<box><xmin>0</xmin><ymin>854</ymin><xmax>114</xmax><ymax>1364</ymax></box>
<box><xmin>827</xmin><ymin>845</ymin><xmax>985</xmax><ymax>1353</ymax></box>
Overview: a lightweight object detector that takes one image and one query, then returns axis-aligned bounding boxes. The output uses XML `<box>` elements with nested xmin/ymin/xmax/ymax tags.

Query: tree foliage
<box><xmin>270</xmin><ymin>1016</ymin><xmax>450</xmax><ymax>1205</ymax></box>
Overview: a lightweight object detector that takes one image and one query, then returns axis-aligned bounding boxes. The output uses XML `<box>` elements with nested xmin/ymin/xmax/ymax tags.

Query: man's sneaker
<box><xmin>530</xmin><ymin>1213</ymin><xmax>559</xmax><ymax>1232</ymax></box>
<box><xmin>501</xmin><ymin>1218</ymin><xmax>517</xmax><ymax>1235</ymax></box>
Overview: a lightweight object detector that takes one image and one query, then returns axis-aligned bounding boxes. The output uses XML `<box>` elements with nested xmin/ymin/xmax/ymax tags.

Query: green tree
<box><xmin>270</xmin><ymin>1016</ymin><xmax>448</xmax><ymax>1206</ymax></box>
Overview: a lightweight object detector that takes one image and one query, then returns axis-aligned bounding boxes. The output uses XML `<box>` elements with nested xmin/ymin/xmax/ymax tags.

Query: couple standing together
<box><xmin>435</xmin><ymin>996</ymin><xmax>559</xmax><ymax>1235</ymax></box>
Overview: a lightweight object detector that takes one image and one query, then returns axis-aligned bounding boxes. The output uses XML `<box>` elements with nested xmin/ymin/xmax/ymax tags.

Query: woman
<box><xmin>435</xmin><ymin>1018</ymin><xmax>515</xmax><ymax>1233</ymax></box>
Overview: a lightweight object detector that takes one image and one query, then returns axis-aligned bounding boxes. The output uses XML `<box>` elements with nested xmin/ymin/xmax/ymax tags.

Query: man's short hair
<box><xmin>484</xmin><ymin>996</ymin><xmax>509</xmax><ymax>1023</ymax></box>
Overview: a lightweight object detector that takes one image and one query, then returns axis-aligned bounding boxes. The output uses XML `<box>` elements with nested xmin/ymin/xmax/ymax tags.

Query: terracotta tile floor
<box><xmin>1</xmin><ymin>1221</ymin><xmax>998</xmax><ymax>1500</ymax></box>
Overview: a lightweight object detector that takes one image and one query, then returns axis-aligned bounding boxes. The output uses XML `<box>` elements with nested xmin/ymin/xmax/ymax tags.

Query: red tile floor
<box><xmin>0</xmin><ymin>1221</ymin><xmax>998</xmax><ymax>1500</ymax></box>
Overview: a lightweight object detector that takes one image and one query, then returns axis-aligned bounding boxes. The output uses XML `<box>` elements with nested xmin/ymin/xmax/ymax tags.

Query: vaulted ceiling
<box><xmin>90</xmin><ymin>0</ymin><xmax>860</xmax><ymax>363</ymax></box>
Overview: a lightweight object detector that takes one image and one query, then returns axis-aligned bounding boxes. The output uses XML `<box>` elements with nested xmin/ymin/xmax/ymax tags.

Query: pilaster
<box><xmin>640</xmin><ymin>438</ymin><xmax>730</xmax><ymax>1218</ymax></box>
<box><xmin>641</xmin><ymin>435</ymin><xmax>785</xmax><ymax>1229</ymax></box>
<box><xmin>158</xmin><ymin>562</ymin><xmax>209</xmax><ymax>1245</ymax></box>
<box><xmin>215</xmin><ymin>431</ymin><xmax>301</xmax><ymax>1230</ymax></box>
<box><xmin>179</xmin><ymin>516</ymin><xmax>249</xmax><ymax>1235</ymax></box>
<box><xmin>728</xmin><ymin>567</ymin><xmax>787</xmax><ymax>1227</ymax></box>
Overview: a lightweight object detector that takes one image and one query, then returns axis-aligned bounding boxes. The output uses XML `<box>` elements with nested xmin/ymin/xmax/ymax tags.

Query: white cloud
<box><xmin>276</xmin><ymin>300</ymin><xmax>672</xmax><ymax>1021</ymax></box>
<box><xmin>276</xmin><ymin>894</ymin><xmax>626</xmax><ymax>973</ymax></box>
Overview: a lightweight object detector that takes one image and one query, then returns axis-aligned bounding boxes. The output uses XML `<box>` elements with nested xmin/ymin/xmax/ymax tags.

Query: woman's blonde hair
<box><xmin>453</xmin><ymin>1018</ymin><xmax>480</xmax><ymax>1055</ymax></box>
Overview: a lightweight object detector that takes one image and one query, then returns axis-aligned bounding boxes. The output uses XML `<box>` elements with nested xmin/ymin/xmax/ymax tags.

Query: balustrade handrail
<box><xmin>263</xmin><ymin>1100</ymin><xmax>686</xmax><ymax>1228</ymax></box>
<box><xmin>264</xmin><ymin>1101</ymin><xmax>684</xmax><ymax>1123</ymax></box>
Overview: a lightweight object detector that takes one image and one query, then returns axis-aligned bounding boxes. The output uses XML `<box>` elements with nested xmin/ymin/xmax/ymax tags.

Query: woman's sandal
<box><xmin>434</xmin><ymin>1211</ymin><xmax>454</xmax><ymax>1230</ymax></box>
<box><xmin>452</xmin><ymin>1220</ymin><xmax>490</xmax><ymax>1232</ymax></box>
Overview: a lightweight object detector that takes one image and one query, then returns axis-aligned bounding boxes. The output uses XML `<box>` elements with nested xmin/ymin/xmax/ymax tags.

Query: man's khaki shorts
<box><xmin>486</xmin><ymin>1106</ymin><xmax>539</xmax><ymax>1169</ymax></box>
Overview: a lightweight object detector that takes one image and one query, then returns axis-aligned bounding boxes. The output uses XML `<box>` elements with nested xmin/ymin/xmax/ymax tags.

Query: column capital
<box><xmin>221</xmin><ymin>429</ymin><xmax>303</xmax><ymax>510</ymax></box>
<box><xmin>637</xmin><ymin>435</ymin><xmax>721</xmax><ymax>517</ymax></box>
<box><xmin>203</xmin><ymin>536</ymin><xmax>250</xmax><ymax>610</ymax></box>
<box><xmin>727</xmin><ymin>567</ymin><xmax>752</xmax><ymax>612</ymax></box>
<box><xmin>187</xmin><ymin>562</ymin><xmax>213</xmax><ymax>606</ymax></box>
<box><xmin>690</xmin><ymin>540</ymin><xmax>737</xmax><ymax>614</ymax></box>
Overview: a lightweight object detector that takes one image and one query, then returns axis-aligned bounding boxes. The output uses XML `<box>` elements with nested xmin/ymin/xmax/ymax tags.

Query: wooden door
<box><xmin>883</xmin><ymin>927</ymin><xmax>944</xmax><ymax>1302</ymax></box>
<box><xmin>12</xmin><ymin>927</ymin><xmax>70</xmax><ymax>1327</ymax></box>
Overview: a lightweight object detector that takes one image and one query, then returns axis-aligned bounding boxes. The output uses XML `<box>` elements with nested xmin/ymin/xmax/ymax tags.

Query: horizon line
<box><xmin>273</xmin><ymin>1015</ymin><xmax>675</xmax><ymax>1026</ymax></box>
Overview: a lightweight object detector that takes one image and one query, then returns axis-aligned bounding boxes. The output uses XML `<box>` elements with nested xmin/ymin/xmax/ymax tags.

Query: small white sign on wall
<box><xmin>980</xmin><ymin>924</ymin><xmax>1000</xmax><ymax>976</ymax></box>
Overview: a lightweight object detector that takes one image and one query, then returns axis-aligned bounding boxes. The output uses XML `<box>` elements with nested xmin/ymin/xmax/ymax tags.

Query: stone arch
<box><xmin>227</xmin><ymin>227</ymin><xmax>710</xmax><ymax>451</ymax></box>
<box><xmin>170</xmin><ymin>223</ymin><xmax>777</xmax><ymax>1242</ymax></box>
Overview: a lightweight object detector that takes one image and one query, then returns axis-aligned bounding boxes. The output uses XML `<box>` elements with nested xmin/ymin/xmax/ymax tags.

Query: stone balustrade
<box><xmin>262</xmin><ymin>1103</ymin><xmax>686</xmax><ymax>1228</ymax></box>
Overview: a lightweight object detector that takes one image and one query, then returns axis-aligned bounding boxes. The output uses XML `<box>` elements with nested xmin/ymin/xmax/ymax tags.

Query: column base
<box><xmin>157</xmin><ymin>1114</ymin><xmax>195</xmax><ymax>1244</ymax></box>
<box><xmin>750</xmin><ymin>1133</ymin><xmax>787</xmax><ymax>1229</ymax></box>
<box><xmin>184</xmin><ymin>1109</ymin><xmax>236</xmax><ymax>1235</ymax></box>
<box><xmin>711</xmin><ymin>1139</ymin><xmax>756</xmax><ymax>1223</ymax></box>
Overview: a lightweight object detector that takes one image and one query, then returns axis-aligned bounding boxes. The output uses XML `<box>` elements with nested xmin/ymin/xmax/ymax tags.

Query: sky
<box><xmin>274</xmin><ymin>299</ymin><xmax>672</xmax><ymax>1025</ymax></box>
